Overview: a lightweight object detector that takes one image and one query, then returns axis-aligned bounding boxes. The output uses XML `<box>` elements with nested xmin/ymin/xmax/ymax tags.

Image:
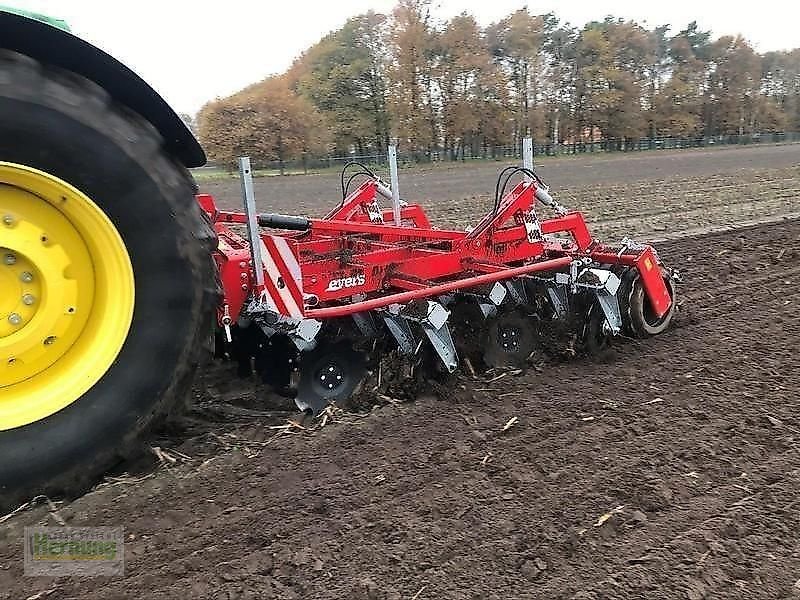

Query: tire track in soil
<box><xmin>1</xmin><ymin>227</ymin><xmax>799</xmax><ymax>598</ymax></box>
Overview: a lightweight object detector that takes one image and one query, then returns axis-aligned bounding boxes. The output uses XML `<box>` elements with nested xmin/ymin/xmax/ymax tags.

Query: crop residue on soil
<box><xmin>2</xmin><ymin>216</ymin><xmax>799</xmax><ymax>598</ymax></box>
<box><xmin>4</xmin><ymin>143</ymin><xmax>800</xmax><ymax>600</ymax></box>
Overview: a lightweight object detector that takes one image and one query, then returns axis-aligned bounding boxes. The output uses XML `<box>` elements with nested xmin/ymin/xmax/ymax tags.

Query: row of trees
<box><xmin>197</xmin><ymin>1</ymin><xmax>800</xmax><ymax>167</ymax></box>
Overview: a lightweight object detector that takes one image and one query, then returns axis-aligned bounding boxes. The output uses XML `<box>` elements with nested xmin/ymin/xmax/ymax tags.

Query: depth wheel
<box><xmin>296</xmin><ymin>342</ymin><xmax>366</xmax><ymax>414</ymax></box>
<box><xmin>0</xmin><ymin>51</ymin><xmax>216</xmax><ymax>508</ymax></box>
<box><xmin>625</xmin><ymin>268</ymin><xmax>676</xmax><ymax>338</ymax></box>
<box><xmin>483</xmin><ymin>311</ymin><xmax>538</xmax><ymax>368</ymax></box>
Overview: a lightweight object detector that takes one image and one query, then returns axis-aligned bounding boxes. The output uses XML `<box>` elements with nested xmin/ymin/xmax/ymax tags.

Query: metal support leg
<box><xmin>353</xmin><ymin>312</ymin><xmax>378</xmax><ymax>337</ymax></box>
<box><xmin>418</xmin><ymin>301</ymin><xmax>458</xmax><ymax>372</ymax></box>
<box><xmin>422</xmin><ymin>322</ymin><xmax>458</xmax><ymax>373</ymax></box>
<box><xmin>547</xmin><ymin>286</ymin><xmax>569</xmax><ymax>318</ymax></box>
<box><xmin>595</xmin><ymin>293</ymin><xmax>622</xmax><ymax>335</ymax></box>
<box><xmin>522</xmin><ymin>137</ymin><xmax>534</xmax><ymax>173</ymax></box>
<box><xmin>505</xmin><ymin>279</ymin><xmax>527</xmax><ymax>305</ymax></box>
<box><xmin>239</xmin><ymin>156</ymin><xmax>264</xmax><ymax>291</ymax></box>
<box><xmin>383</xmin><ymin>313</ymin><xmax>416</xmax><ymax>354</ymax></box>
<box><xmin>388</xmin><ymin>143</ymin><xmax>401</xmax><ymax>226</ymax></box>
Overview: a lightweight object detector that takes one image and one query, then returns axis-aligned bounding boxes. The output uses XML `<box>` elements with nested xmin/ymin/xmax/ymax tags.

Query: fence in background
<box><xmin>194</xmin><ymin>132</ymin><xmax>800</xmax><ymax>176</ymax></box>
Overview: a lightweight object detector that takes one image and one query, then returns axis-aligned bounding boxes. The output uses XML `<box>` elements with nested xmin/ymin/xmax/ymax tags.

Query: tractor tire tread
<box><xmin>0</xmin><ymin>50</ymin><xmax>218</xmax><ymax>509</ymax></box>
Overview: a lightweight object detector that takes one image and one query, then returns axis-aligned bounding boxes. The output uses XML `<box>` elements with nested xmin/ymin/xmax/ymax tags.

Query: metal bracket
<box><xmin>352</xmin><ymin>311</ymin><xmax>378</xmax><ymax>337</ymax></box>
<box><xmin>422</xmin><ymin>301</ymin><xmax>449</xmax><ymax>330</ymax></box>
<box><xmin>477</xmin><ymin>281</ymin><xmax>509</xmax><ymax>318</ymax></box>
<box><xmin>291</xmin><ymin>319</ymin><xmax>323</xmax><ymax>351</ymax></box>
<box><xmin>386</xmin><ymin>301</ymin><xmax>459</xmax><ymax>371</ymax></box>
<box><xmin>245</xmin><ymin>296</ymin><xmax>322</xmax><ymax>350</ymax></box>
<box><xmin>505</xmin><ymin>279</ymin><xmax>527</xmax><ymax>305</ymax></box>
<box><xmin>422</xmin><ymin>321</ymin><xmax>458</xmax><ymax>373</ymax></box>
<box><xmin>577</xmin><ymin>268</ymin><xmax>623</xmax><ymax>335</ymax></box>
<box><xmin>576</xmin><ymin>268</ymin><xmax>621</xmax><ymax>295</ymax></box>
<box><xmin>594</xmin><ymin>293</ymin><xmax>622</xmax><ymax>335</ymax></box>
<box><xmin>383</xmin><ymin>313</ymin><xmax>416</xmax><ymax>354</ymax></box>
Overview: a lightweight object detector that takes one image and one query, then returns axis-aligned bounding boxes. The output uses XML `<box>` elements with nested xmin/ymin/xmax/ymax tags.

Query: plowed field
<box><xmin>2</xmin><ymin>145</ymin><xmax>800</xmax><ymax>600</ymax></box>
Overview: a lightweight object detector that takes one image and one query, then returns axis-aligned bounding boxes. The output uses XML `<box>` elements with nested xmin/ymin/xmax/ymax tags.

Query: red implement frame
<box><xmin>197</xmin><ymin>179</ymin><xmax>672</xmax><ymax>325</ymax></box>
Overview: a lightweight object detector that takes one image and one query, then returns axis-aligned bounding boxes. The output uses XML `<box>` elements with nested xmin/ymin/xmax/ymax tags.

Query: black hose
<box><xmin>257</xmin><ymin>213</ymin><xmax>311</xmax><ymax>231</ymax></box>
<box><xmin>340</xmin><ymin>161</ymin><xmax>378</xmax><ymax>201</ymax></box>
<box><xmin>493</xmin><ymin>165</ymin><xmax>523</xmax><ymax>213</ymax></box>
<box><xmin>494</xmin><ymin>166</ymin><xmax>550</xmax><ymax>213</ymax></box>
<box><xmin>343</xmin><ymin>172</ymin><xmax>375</xmax><ymax>199</ymax></box>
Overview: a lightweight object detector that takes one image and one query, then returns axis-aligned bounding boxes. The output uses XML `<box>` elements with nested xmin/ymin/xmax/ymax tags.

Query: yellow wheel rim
<box><xmin>0</xmin><ymin>162</ymin><xmax>134</xmax><ymax>430</ymax></box>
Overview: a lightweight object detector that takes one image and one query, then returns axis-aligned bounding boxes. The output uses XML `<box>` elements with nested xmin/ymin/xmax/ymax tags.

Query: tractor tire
<box><xmin>0</xmin><ymin>51</ymin><xmax>217</xmax><ymax>509</ymax></box>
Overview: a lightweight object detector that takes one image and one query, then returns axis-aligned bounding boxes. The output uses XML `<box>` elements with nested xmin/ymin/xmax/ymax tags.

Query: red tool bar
<box><xmin>305</xmin><ymin>256</ymin><xmax>573</xmax><ymax>319</ymax></box>
<box><xmin>310</xmin><ymin>218</ymin><xmax>465</xmax><ymax>240</ymax></box>
<box><xmin>540</xmin><ymin>212</ymin><xmax>593</xmax><ymax>250</ymax></box>
<box><xmin>589</xmin><ymin>252</ymin><xmax>629</xmax><ymax>264</ymax></box>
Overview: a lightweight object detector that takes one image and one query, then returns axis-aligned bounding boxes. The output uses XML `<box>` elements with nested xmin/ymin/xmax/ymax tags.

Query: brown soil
<box><xmin>2</xmin><ymin>149</ymin><xmax>800</xmax><ymax>599</ymax></box>
<box><xmin>3</xmin><ymin>221</ymin><xmax>800</xmax><ymax>599</ymax></box>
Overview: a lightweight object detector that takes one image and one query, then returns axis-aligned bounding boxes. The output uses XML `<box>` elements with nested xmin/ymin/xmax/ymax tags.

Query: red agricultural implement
<box><xmin>199</xmin><ymin>158</ymin><xmax>677</xmax><ymax>414</ymax></box>
<box><xmin>0</xmin><ymin>9</ymin><xmax>676</xmax><ymax>506</ymax></box>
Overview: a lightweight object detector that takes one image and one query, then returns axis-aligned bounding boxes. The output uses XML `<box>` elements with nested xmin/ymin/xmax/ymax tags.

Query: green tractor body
<box><xmin>0</xmin><ymin>5</ymin><xmax>70</xmax><ymax>31</ymax></box>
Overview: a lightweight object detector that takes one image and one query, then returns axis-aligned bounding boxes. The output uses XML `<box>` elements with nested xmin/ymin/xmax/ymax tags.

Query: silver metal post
<box><xmin>238</xmin><ymin>156</ymin><xmax>264</xmax><ymax>288</ymax></box>
<box><xmin>522</xmin><ymin>137</ymin><xmax>534</xmax><ymax>175</ymax></box>
<box><xmin>388</xmin><ymin>143</ymin><xmax>401</xmax><ymax>226</ymax></box>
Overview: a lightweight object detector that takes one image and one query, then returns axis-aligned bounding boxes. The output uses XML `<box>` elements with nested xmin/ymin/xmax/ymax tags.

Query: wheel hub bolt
<box><xmin>43</xmin><ymin>336</ymin><xmax>56</xmax><ymax>345</ymax></box>
<box><xmin>2</xmin><ymin>215</ymin><xmax>14</xmax><ymax>226</ymax></box>
<box><xmin>4</xmin><ymin>253</ymin><xmax>16</xmax><ymax>265</ymax></box>
<box><xmin>20</xmin><ymin>271</ymin><xmax>33</xmax><ymax>283</ymax></box>
<box><xmin>22</xmin><ymin>294</ymin><xmax>36</xmax><ymax>306</ymax></box>
<box><xmin>8</xmin><ymin>313</ymin><xmax>22</xmax><ymax>326</ymax></box>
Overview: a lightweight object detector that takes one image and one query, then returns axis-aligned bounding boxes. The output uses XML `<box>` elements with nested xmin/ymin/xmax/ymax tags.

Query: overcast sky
<box><xmin>8</xmin><ymin>1</ymin><xmax>800</xmax><ymax>115</ymax></box>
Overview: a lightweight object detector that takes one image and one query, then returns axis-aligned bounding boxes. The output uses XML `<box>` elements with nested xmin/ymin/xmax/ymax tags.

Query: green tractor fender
<box><xmin>0</xmin><ymin>10</ymin><xmax>206</xmax><ymax>167</ymax></box>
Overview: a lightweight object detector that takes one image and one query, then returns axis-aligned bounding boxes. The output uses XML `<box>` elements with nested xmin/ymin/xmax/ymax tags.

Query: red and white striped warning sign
<box><xmin>259</xmin><ymin>235</ymin><xmax>304</xmax><ymax>318</ymax></box>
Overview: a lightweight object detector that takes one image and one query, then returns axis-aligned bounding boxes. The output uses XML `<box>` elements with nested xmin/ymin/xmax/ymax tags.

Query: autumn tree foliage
<box><xmin>198</xmin><ymin>4</ymin><xmax>800</xmax><ymax>162</ymax></box>
<box><xmin>288</xmin><ymin>11</ymin><xmax>390</xmax><ymax>155</ymax></box>
<box><xmin>197</xmin><ymin>76</ymin><xmax>328</xmax><ymax>170</ymax></box>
